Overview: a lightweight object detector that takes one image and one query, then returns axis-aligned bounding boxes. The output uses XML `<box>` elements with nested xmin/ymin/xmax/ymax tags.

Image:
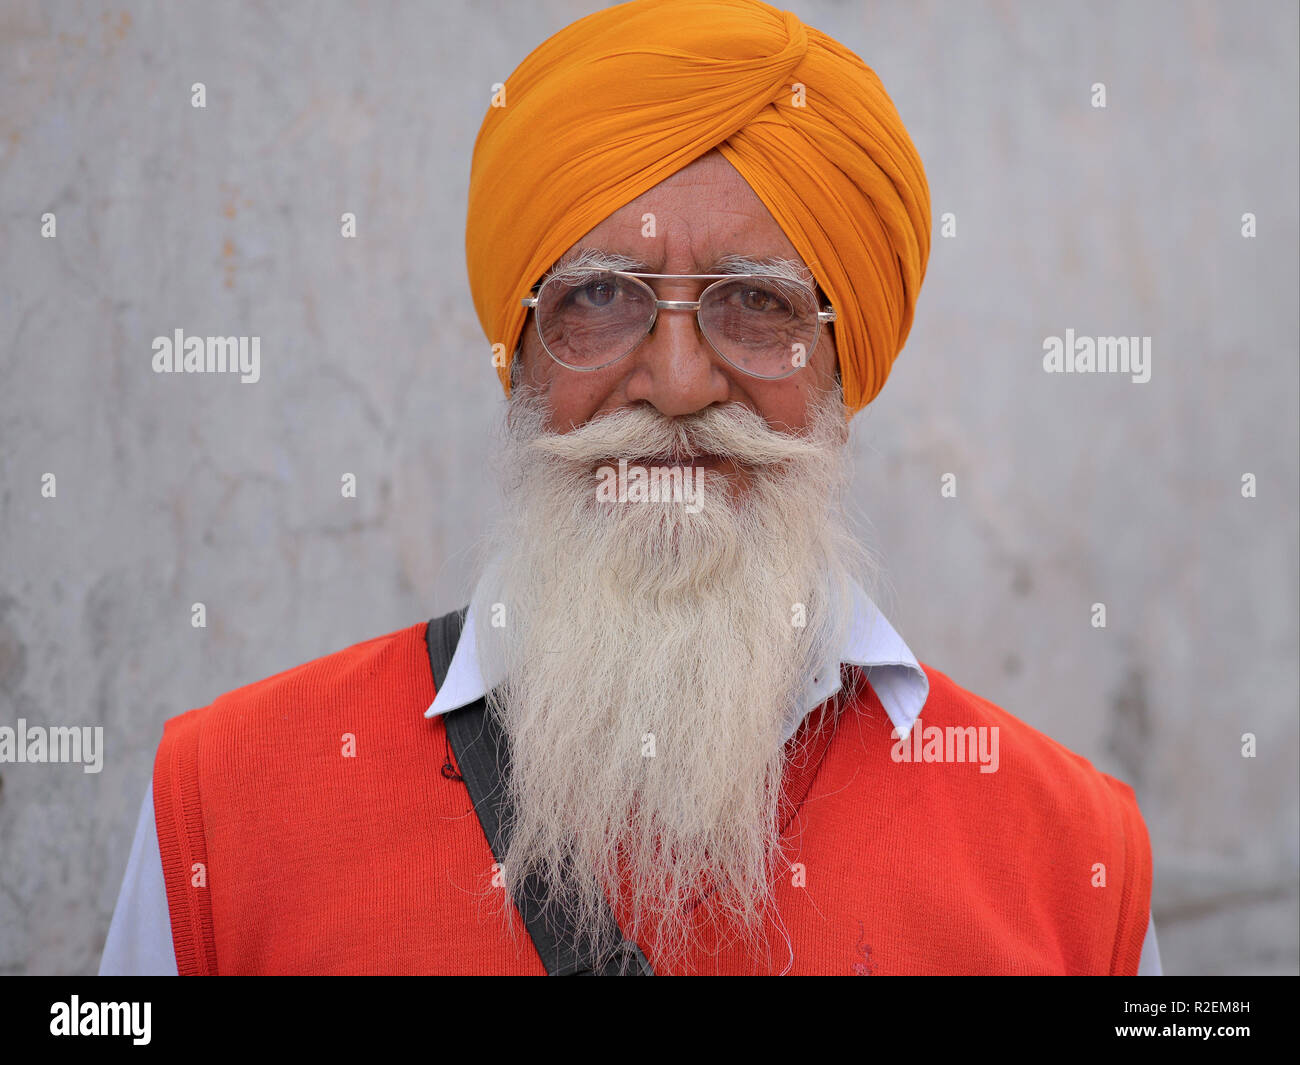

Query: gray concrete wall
<box><xmin>1</xmin><ymin>0</ymin><xmax>1295</xmax><ymax>974</ymax></box>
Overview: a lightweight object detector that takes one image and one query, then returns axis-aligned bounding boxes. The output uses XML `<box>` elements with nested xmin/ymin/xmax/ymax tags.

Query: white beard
<box><xmin>469</xmin><ymin>382</ymin><xmax>877</xmax><ymax>971</ymax></box>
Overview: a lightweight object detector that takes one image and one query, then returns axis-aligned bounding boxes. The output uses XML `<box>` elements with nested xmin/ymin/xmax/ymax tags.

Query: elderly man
<box><xmin>101</xmin><ymin>0</ymin><xmax>1157</xmax><ymax>975</ymax></box>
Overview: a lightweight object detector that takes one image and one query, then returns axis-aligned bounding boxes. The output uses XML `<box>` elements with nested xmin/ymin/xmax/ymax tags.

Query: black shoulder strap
<box><xmin>425</xmin><ymin>608</ymin><xmax>653</xmax><ymax>976</ymax></box>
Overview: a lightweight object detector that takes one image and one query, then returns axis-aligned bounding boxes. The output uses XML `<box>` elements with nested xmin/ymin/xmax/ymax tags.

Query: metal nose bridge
<box><xmin>642</xmin><ymin>283</ymin><xmax>714</xmax><ymax>335</ymax></box>
<box><xmin>641</xmin><ymin>273</ymin><xmax>719</xmax><ymax>318</ymax></box>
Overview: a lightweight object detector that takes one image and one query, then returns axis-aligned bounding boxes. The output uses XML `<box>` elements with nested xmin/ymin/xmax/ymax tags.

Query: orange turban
<box><xmin>465</xmin><ymin>0</ymin><xmax>930</xmax><ymax>415</ymax></box>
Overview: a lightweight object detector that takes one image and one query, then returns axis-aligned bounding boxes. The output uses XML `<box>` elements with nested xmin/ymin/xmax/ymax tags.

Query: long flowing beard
<box><xmin>470</xmin><ymin>384</ymin><xmax>876</xmax><ymax>971</ymax></box>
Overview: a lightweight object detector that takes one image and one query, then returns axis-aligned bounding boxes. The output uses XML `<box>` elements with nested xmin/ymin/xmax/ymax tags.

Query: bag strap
<box><xmin>425</xmin><ymin>608</ymin><xmax>653</xmax><ymax>976</ymax></box>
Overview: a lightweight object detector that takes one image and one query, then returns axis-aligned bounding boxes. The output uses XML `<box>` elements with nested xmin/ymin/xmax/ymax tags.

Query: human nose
<box><xmin>621</xmin><ymin>287</ymin><xmax>731</xmax><ymax>418</ymax></box>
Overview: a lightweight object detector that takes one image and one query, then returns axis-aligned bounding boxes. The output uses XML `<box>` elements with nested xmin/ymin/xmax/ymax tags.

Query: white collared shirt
<box><xmin>99</xmin><ymin>583</ymin><xmax>1162</xmax><ymax>975</ymax></box>
<box><xmin>424</xmin><ymin>579</ymin><xmax>931</xmax><ymax>749</ymax></box>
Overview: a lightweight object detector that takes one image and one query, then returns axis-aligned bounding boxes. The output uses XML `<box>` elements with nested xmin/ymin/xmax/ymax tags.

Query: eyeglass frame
<box><xmin>519</xmin><ymin>270</ymin><xmax>837</xmax><ymax>380</ymax></box>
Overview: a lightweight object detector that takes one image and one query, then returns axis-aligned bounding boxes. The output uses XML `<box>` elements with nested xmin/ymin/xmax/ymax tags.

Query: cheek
<box><xmin>771</xmin><ymin>328</ymin><xmax>838</xmax><ymax>429</ymax></box>
<box><xmin>518</xmin><ymin>329</ymin><xmax>614</xmax><ymax>432</ymax></box>
<box><xmin>788</xmin><ymin>328</ymin><xmax>840</xmax><ymax>418</ymax></box>
<box><xmin>517</xmin><ymin>323</ymin><xmax>559</xmax><ymax>399</ymax></box>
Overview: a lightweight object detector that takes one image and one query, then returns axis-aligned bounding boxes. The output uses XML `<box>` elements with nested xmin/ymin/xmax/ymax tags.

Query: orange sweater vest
<box><xmin>153</xmin><ymin>621</ymin><xmax>1152</xmax><ymax>975</ymax></box>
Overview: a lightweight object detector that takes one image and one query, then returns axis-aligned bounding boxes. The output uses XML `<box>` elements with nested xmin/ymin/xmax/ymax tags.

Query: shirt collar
<box><xmin>424</xmin><ymin>578</ymin><xmax>929</xmax><ymax>743</ymax></box>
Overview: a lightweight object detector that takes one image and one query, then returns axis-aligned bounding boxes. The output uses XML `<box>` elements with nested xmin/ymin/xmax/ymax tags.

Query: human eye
<box><xmin>559</xmin><ymin>271</ymin><xmax>641</xmax><ymax>312</ymax></box>
<box><xmin>718</xmin><ymin>278</ymin><xmax>801</xmax><ymax>318</ymax></box>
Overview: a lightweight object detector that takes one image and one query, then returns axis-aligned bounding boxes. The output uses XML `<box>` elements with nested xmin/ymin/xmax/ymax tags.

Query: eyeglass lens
<box><xmin>534</xmin><ymin>272</ymin><xmax>820</xmax><ymax>378</ymax></box>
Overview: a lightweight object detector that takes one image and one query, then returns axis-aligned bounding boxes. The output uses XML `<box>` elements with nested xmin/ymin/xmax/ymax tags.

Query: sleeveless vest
<box><xmin>152</xmin><ymin>621</ymin><xmax>1151</xmax><ymax>974</ymax></box>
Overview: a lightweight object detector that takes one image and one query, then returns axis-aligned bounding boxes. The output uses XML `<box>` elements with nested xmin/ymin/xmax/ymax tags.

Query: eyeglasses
<box><xmin>520</xmin><ymin>270</ymin><xmax>836</xmax><ymax>380</ymax></box>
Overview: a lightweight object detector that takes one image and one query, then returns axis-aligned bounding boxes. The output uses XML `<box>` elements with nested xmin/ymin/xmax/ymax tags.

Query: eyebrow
<box><xmin>710</xmin><ymin>253</ymin><xmax>812</xmax><ymax>283</ymax></box>
<box><xmin>543</xmin><ymin>248</ymin><xmax>812</xmax><ymax>283</ymax></box>
<box><xmin>544</xmin><ymin>248</ymin><xmax>650</xmax><ymax>279</ymax></box>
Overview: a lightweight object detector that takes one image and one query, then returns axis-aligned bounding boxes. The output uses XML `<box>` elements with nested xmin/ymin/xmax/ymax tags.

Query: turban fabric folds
<box><xmin>465</xmin><ymin>0</ymin><xmax>930</xmax><ymax>415</ymax></box>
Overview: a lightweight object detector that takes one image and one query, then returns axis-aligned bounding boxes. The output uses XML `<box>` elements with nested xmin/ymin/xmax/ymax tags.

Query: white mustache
<box><xmin>525</xmin><ymin>402</ymin><xmax>838</xmax><ymax>468</ymax></box>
